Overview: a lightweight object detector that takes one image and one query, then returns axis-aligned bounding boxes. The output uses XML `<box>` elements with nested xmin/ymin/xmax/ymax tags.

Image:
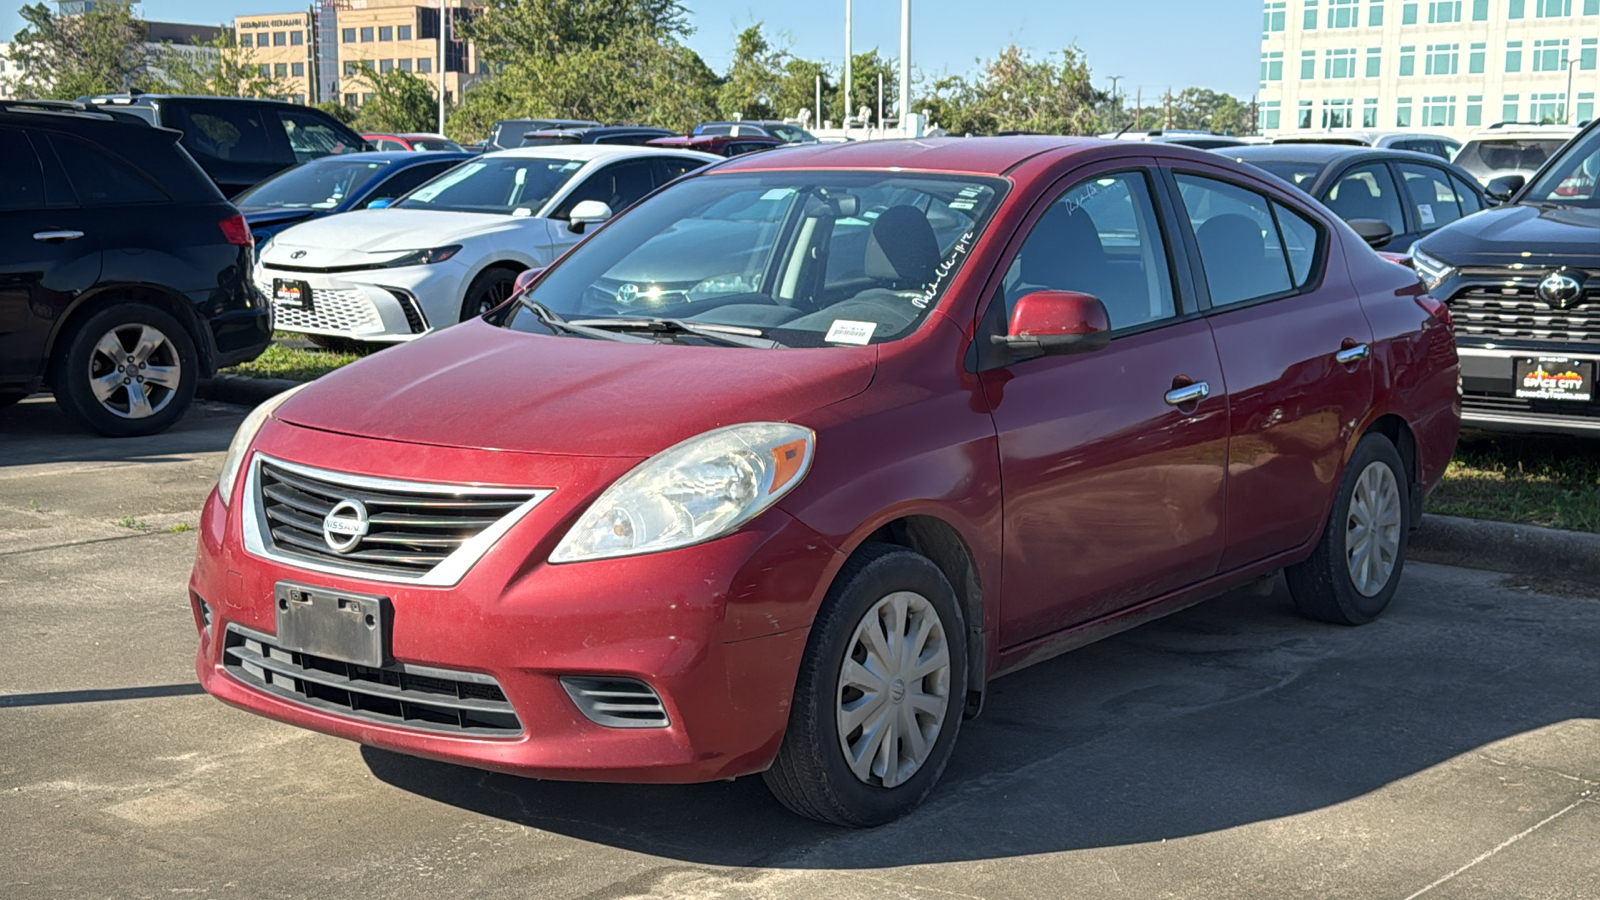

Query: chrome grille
<box><xmin>244</xmin><ymin>456</ymin><xmax>551</xmax><ymax>585</ymax></box>
<box><xmin>1448</xmin><ymin>272</ymin><xmax>1600</xmax><ymax>345</ymax></box>
<box><xmin>223</xmin><ymin>625</ymin><xmax>522</xmax><ymax>735</ymax></box>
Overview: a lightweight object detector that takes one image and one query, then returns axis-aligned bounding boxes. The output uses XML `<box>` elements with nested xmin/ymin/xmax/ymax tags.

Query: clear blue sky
<box><xmin>3</xmin><ymin>0</ymin><xmax>1262</xmax><ymax>99</ymax></box>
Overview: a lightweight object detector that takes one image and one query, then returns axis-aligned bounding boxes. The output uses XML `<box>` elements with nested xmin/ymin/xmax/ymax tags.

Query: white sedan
<box><xmin>255</xmin><ymin>145</ymin><xmax>719</xmax><ymax>343</ymax></box>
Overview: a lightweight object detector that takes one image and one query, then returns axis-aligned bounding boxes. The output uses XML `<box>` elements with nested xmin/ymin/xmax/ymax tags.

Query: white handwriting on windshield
<box><xmin>916</xmin><ymin>230</ymin><xmax>976</xmax><ymax>309</ymax></box>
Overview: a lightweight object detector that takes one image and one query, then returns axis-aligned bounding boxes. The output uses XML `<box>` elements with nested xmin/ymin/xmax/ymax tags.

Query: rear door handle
<box><xmin>1164</xmin><ymin>381</ymin><xmax>1211</xmax><ymax>406</ymax></box>
<box><xmin>33</xmin><ymin>230</ymin><xmax>84</xmax><ymax>242</ymax></box>
<box><xmin>1335</xmin><ymin>343</ymin><xmax>1370</xmax><ymax>365</ymax></box>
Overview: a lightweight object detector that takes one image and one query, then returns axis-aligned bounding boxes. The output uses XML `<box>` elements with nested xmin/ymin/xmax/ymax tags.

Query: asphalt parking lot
<box><xmin>2</xmin><ymin>395</ymin><xmax>1598</xmax><ymax>900</ymax></box>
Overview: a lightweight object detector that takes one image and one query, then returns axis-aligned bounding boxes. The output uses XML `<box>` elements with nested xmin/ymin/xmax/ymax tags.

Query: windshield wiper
<box><xmin>516</xmin><ymin>297</ymin><xmax>655</xmax><ymax>343</ymax></box>
<box><xmin>566</xmin><ymin>317</ymin><xmax>781</xmax><ymax>349</ymax></box>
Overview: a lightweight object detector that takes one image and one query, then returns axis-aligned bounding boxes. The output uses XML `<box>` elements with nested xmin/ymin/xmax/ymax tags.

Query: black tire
<box><xmin>459</xmin><ymin>267</ymin><xmax>520</xmax><ymax>322</ymax></box>
<box><xmin>763</xmin><ymin>543</ymin><xmax>969</xmax><ymax>826</ymax></box>
<box><xmin>1285</xmin><ymin>433</ymin><xmax>1410</xmax><ymax>625</ymax></box>
<box><xmin>53</xmin><ymin>304</ymin><xmax>198</xmax><ymax>438</ymax></box>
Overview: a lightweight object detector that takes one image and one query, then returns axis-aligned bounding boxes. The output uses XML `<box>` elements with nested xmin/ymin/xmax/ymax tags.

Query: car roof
<box><xmin>82</xmin><ymin>93</ymin><xmax>295</xmax><ymax>106</ymax></box>
<box><xmin>1230</xmin><ymin>143</ymin><xmax>1386</xmax><ymax>164</ymax></box>
<box><xmin>713</xmin><ymin>135</ymin><xmax>1105</xmax><ymax>175</ymax></box>
<box><xmin>486</xmin><ymin>144</ymin><xmax>719</xmax><ymax>162</ymax></box>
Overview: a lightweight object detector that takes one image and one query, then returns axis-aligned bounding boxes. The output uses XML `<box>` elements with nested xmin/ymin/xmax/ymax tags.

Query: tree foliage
<box><xmin>6</xmin><ymin>2</ymin><xmax>153</xmax><ymax>99</ymax></box>
<box><xmin>717</xmin><ymin>25</ymin><xmax>782</xmax><ymax>120</ymax></box>
<box><xmin>917</xmin><ymin>45</ymin><xmax>1105</xmax><ymax>136</ymax></box>
<box><xmin>153</xmin><ymin>32</ymin><xmax>289</xmax><ymax>99</ymax></box>
<box><xmin>349</xmin><ymin>67</ymin><xmax>439</xmax><ymax>133</ymax></box>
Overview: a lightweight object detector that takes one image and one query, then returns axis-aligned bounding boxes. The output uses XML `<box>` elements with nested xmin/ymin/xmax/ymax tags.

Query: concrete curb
<box><xmin>1411</xmin><ymin>514</ymin><xmax>1600</xmax><ymax>586</ymax></box>
<box><xmin>196</xmin><ymin>374</ymin><xmax>304</xmax><ymax>408</ymax></box>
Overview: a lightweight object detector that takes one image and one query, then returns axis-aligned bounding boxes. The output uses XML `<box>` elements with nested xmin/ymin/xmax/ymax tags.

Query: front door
<box><xmin>980</xmin><ymin>166</ymin><xmax>1230</xmax><ymax>648</ymax></box>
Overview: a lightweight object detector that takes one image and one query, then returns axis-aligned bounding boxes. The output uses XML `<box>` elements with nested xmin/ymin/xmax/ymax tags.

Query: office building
<box><xmin>235</xmin><ymin>11</ymin><xmax>316</xmax><ymax>104</ymax></box>
<box><xmin>1259</xmin><ymin>0</ymin><xmax>1600</xmax><ymax>139</ymax></box>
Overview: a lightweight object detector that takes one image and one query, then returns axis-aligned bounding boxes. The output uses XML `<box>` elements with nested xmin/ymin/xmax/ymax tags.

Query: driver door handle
<box><xmin>1335</xmin><ymin>342</ymin><xmax>1370</xmax><ymax>365</ymax></box>
<box><xmin>1164</xmin><ymin>381</ymin><xmax>1211</xmax><ymax>406</ymax></box>
<box><xmin>33</xmin><ymin>230</ymin><xmax>85</xmax><ymax>242</ymax></box>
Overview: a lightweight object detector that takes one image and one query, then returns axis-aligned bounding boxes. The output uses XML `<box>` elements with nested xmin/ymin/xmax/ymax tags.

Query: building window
<box><xmin>379</xmin><ymin>58</ymin><xmax>394</xmax><ymax>73</ymax></box>
<box><xmin>1503</xmin><ymin>93</ymin><xmax>1521</xmax><ymax>122</ymax></box>
<box><xmin>1579</xmin><ymin>92</ymin><xmax>1595</xmax><ymax>121</ymax></box>
<box><xmin>362</xmin><ymin>92</ymin><xmax>374</xmax><ymax>104</ymax></box>
<box><xmin>1402</xmin><ymin>1</ymin><xmax>1418</xmax><ymax>23</ymax></box>
<box><xmin>398</xmin><ymin>24</ymin><xmax>413</xmax><ymax>40</ymax></box>
<box><xmin>1472</xmin><ymin>0</ymin><xmax>1489</xmax><ymax>16</ymax></box>
<box><xmin>1506</xmin><ymin>41</ymin><xmax>1523</xmax><ymax>73</ymax></box>
<box><xmin>1323</xmin><ymin>98</ymin><xmax>1354</xmax><ymax>128</ymax></box>
<box><xmin>1466</xmin><ymin>94</ymin><xmax>1483</xmax><ymax>125</ymax></box>
<box><xmin>1262</xmin><ymin>51</ymin><xmax>1284</xmax><ymax>82</ymax></box>
<box><xmin>1301</xmin><ymin>50</ymin><xmax>1317</xmax><ymax>79</ymax></box>
<box><xmin>360</xmin><ymin>27</ymin><xmax>374</xmax><ymax>42</ymax></box>
<box><xmin>1298</xmin><ymin>99</ymin><xmax>1313</xmax><ymax>129</ymax></box>
<box><xmin>1509</xmin><ymin>0</ymin><xmax>1525</xmax><ymax>16</ymax></box>
<box><xmin>344</xmin><ymin>92</ymin><xmax>357</xmax><ymax>107</ymax></box>
<box><xmin>1537</xmin><ymin>0</ymin><xmax>1572</xmax><ymax>14</ymax></box>
<box><xmin>1584</xmin><ymin>38</ymin><xmax>1598</xmax><ymax>69</ymax></box>
<box><xmin>1365</xmin><ymin>47</ymin><xmax>1382</xmax><ymax>77</ymax></box>
<box><xmin>291</xmin><ymin>62</ymin><xmax>304</xmax><ymax>77</ymax></box>
<box><xmin>342</xmin><ymin>27</ymin><xmax>355</xmax><ymax>43</ymax></box>
<box><xmin>1587</xmin><ymin>0</ymin><xmax>1600</xmax><ymax>13</ymax></box>
<box><xmin>1399</xmin><ymin>45</ymin><xmax>1416</xmax><ymax>76</ymax></box>
<box><xmin>1531</xmin><ymin>92</ymin><xmax>1566</xmax><ymax>122</ymax></box>
<box><xmin>398</xmin><ymin>58</ymin><xmax>413</xmax><ymax>71</ymax></box>
<box><xmin>1533</xmin><ymin>39</ymin><xmax>1570</xmax><ymax>72</ymax></box>
<box><xmin>417</xmin><ymin>57</ymin><xmax>433</xmax><ymax>73</ymax></box>
<box><xmin>379</xmin><ymin>26</ymin><xmax>393</xmax><ymax>41</ymax></box>
<box><xmin>291</xmin><ymin>31</ymin><xmax>303</xmax><ymax>46</ymax></box>
<box><xmin>258</xmin><ymin>64</ymin><xmax>271</xmax><ymax>78</ymax></box>
<box><xmin>1426</xmin><ymin>43</ymin><xmax>1459</xmax><ymax>75</ymax></box>
<box><xmin>292</xmin><ymin>94</ymin><xmax>305</xmax><ymax>105</ymax></box>
<box><xmin>1428</xmin><ymin>0</ymin><xmax>1460</xmax><ymax>21</ymax></box>
<box><xmin>343</xmin><ymin>60</ymin><xmax>358</xmax><ymax>75</ymax></box>
<box><xmin>1422</xmin><ymin>95</ymin><xmax>1455</xmax><ymax>126</ymax></box>
<box><xmin>1305</xmin><ymin>0</ymin><xmax>1319</xmax><ymax>28</ymax></box>
<box><xmin>1363</xmin><ymin>97</ymin><xmax>1379</xmax><ymax>127</ymax></box>
<box><xmin>1329</xmin><ymin>0</ymin><xmax>1359</xmax><ymax>26</ymax></box>
<box><xmin>273</xmin><ymin>31</ymin><xmax>287</xmax><ymax>47</ymax></box>
<box><xmin>1326</xmin><ymin>48</ymin><xmax>1357</xmax><ymax>78</ymax></box>
<box><xmin>1469</xmin><ymin>42</ymin><xmax>1486</xmax><ymax>73</ymax></box>
<box><xmin>1264</xmin><ymin>1</ymin><xmax>1287</xmax><ymax>31</ymax></box>
<box><xmin>1260</xmin><ymin>100</ymin><xmax>1282</xmax><ymax>131</ymax></box>
<box><xmin>1370</xmin><ymin>0</ymin><xmax>1386</xmax><ymax>24</ymax></box>
<box><xmin>272</xmin><ymin>62</ymin><xmax>286</xmax><ymax>77</ymax></box>
<box><xmin>239</xmin><ymin>32</ymin><xmax>252</xmax><ymax>48</ymax></box>
<box><xmin>1396</xmin><ymin>97</ymin><xmax>1413</xmax><ymax>126</ymax></box>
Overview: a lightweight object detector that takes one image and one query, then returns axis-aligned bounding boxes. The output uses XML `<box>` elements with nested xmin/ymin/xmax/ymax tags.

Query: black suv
<box><xmin>518</xmin><ymin>125</ymin><xmax>676</xmax><ymax>147</ymax></box>
<box><xmin>1412</xmin><ymin>119</ymin><xmax>1600</xmax><ymax>436</ymax></box>
<box><xmin>81</xmin><ymin>94</ymin><xmax>368</xmax><ymax>197</ymax></box>
<box><xmin>0</xmin><ymin>101</ymin><xmax>271</xmax><ymax>436</ymax></box>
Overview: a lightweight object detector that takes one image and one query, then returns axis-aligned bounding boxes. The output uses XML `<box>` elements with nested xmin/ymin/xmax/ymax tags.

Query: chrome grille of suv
<box><xmin>244</xmin><ymin>456</ymin><xmax>550</xmax><ymax>585</ymax></box>
<box><xmin>1449</xmin><ymin>270</ymin><xmax>1600</xmax><ymax>344</ymax></box>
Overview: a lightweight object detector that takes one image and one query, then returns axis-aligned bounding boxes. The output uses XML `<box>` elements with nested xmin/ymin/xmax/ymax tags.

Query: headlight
<box><xmin>1411</xmin><ymin>246</ymin><xmax>1455</xmax><ymax>291</ymax></box>
<box><xmin>217</xmin><ymin>383</ymin><xmax>311</xmax><ymax>507</ymax></box>
<box><xmin>378</xmin><ymin>245</ymin><xmax>462</xmax><ymax>268</ymax></box>
<box><xmin>549</xmin><ymin>422</ymin><xmax>814</xmax><ymax>563</ymax></box>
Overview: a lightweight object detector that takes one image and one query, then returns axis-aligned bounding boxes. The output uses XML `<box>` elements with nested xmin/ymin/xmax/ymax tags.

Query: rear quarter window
<box><xmin>46</xmin><ymin>133</ymin><xmax>171</xmax><ymax>205</ymax></box>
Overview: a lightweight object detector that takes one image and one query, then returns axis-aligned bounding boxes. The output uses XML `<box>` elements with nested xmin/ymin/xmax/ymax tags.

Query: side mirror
<box><xmin>366</xmin><ymin>197</ymin><xmax>393</xmax><ymax>209</ymax></box>
<box><xmin>1485</xmin><ymin>174</ymin><xmax>1525</xmax><ymax>203</ymax></box>
<box><xmin>1347</xmin><ymin>218</ymin><xmax>1394</xmax><ymax>248</ymax></box>
<box><xmin>991</xmin><ymin>290</ymin><xmax>1111</xmax><ymax>360</ymax></box>
<box><xmin>512</xmin><ymin>267</ymin><xmax>545</xmax><ymax>295</ymax></box>
<box><xmin>567</xmin><ymin>199</ymin><xmax>613</xmax><ymax>234</ymax></box>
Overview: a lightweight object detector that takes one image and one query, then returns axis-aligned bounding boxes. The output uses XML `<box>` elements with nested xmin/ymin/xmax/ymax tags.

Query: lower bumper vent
<box><xmin>223</xmin><ymin>624</ymin><xmax>521</xmax><ymax>736</ymax></box>
<box><xmin>561</xmin><ymin>676</ymin><xmax>670</xmax><ymax>728</ymax></box>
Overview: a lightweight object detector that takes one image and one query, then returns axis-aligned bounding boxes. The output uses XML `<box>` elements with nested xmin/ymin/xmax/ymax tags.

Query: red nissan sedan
<box><xmin>191</xmin><ymin>137</ymin><xmax>1460</xmax><ymax>826</ymax></box>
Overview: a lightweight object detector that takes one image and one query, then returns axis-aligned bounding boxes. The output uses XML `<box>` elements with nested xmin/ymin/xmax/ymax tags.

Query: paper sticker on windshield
<box><xmin>1418</xmin><ymin>203</ymin><xmax>1435</xmax><ymax>226</ymax></box>
<box><xmin>761</xmin><ymin>188</ymin><xmax>796</xmax><ymax>200</ymax></box>
<box><xmin>407</xmin><ymin>163</ymin><xmax>483</xmax><ymax>202</ymax></box>
<box><xmin>825</xmin><ymin>320</ymin><xmax>877</xmax><ymax>345</ymax></box>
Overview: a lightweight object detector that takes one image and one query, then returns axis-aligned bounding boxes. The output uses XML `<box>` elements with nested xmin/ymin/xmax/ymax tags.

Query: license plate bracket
<box><xmin>275</xmin><ymin>581</ymin><xmax>390</xmax><ymax>668</ymax></box>
<box><xmin>273</xmin><ymin>278</ymin><xmax>312</xmax><ymax>310</ymax></box>
<box><xmin>1514</xmin><ymin>357</ymin><xmax>1594</xmax><ymax>402</ymax></box>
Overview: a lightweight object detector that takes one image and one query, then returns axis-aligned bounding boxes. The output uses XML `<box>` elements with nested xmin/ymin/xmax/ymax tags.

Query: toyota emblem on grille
<box><xmin>290</xmin><ymin>250</ymin><xmax>307</xmax><ymax>259</ymax></box>
<box><xmin>1537</xmin><ymin>268</ymin><xmax>1586</xmax><ymax>310</ymax></box>
<box><xmin>322</xmin><ymin>499</ymin><xmax>370</xmax><ymax>553</ymax></box>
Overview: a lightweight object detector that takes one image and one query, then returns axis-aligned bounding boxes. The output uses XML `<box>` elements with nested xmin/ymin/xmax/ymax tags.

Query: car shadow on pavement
<box><xmin>0</xmin><ymin>396</ymin><xmax>241</xmax><ymax>467</ymax></box>
<box><xmin>364</xmin><ymin>571</ymin><xmax>1600</xmax><ymax>868</ymax></box>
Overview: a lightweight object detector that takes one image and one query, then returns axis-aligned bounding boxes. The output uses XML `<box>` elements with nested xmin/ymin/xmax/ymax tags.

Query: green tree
<box><xmin>153</xmin><ymin>32</ymin><xmax>289</xmax><ymax>98</ymax></box>
<box><xmin>841</xmin><ymin>49</ymin><xmax>897</xmax><ymax>125</ymax></box>
<box><xmin>772</xmin><ymin>57</ymin><xmax>833</xmax><ymax>127</ymax></box>
<box><xmin>717</xmin><ymin>24</ymin><xmax>782</xmax><ymax>120</ymax></box>
<box><xmin>316</xmin><ymin>99</ymin><xmax>358</xmax><ymax>126</ymax></box>
<box><xmin>350</xmin><ymin>66</ymin><xmax>439</xmax><ymax>133</ymax></box>
<box><xmin>6</xmin><ymin>1</ymin><xmax>153</xmax><ymax>99</ymax></box>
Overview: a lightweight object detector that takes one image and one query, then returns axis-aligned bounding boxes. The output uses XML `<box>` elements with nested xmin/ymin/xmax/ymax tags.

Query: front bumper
<box><xmin>190</xmin><ymin>427</ymin><xmax>842</xmax><ymax>783</ymax></box>
<box><xmin>1458</xmin><ymin>345</ymin><xmax>1600</xmax><ymax>436</ymax></box>
<box><xmin>254</xmin><ymin>260</ymin><xmax>470</xmax><ymax>342</ymax></box>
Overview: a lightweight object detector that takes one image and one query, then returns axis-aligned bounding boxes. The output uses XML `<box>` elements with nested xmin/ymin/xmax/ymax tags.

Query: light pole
<box><xmin>1566</xmin><ymin>56</ymin><xmax>1579</xmax><ymax>125</ymax></box>
<box><xmin>438</xmin><ymin>0</ymin><xmax>448</xmax><ymax>134</ymax></box>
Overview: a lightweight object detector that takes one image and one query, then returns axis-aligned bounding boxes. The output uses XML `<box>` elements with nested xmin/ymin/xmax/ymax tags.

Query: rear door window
<box><xmin>47</xmin><ymin>134</ymin><xmax>169</xmax><ymax>205</ymax></box>
<box><xmin>170</xmin><ymin>101</ymin><xmax>288</xmax><ymax>164</ymax></box>
<box><xmin>655</xmin><ymin>157</ymin><xmax>708</xmax><ymax>185</ymax></box>
<box><xmin>1322</xmin><ymin>164</ymin><xmax>1407</xmax><ymax>237</ymax></box>
<box><xmin>555</xmin><ymin>160</ymin><xmax>658</xmax><ymax>217</ymax></box>
<box><xmin>1174</xmin><ymin>174</ymin><xmax>1304</xmax><ymax>307</ymax></box>
<box><xmin>277</xmin><ymin>108</ymin><xmax>361</xmax><ymax>161</ymax></box>
<box><xmin>1396</xmin><ymin>162</ymin><xmax>1464</xmax><ymax>231</ymax></box>
<box><xmin>1451</xmin><ymin>173</ymin><xmax>1485</xmax><ymax>214</ymax></box>
<box><xmin>0</xmin><ymin>128</ymin><xmax>47</xmax><ymax>211</ymax></box>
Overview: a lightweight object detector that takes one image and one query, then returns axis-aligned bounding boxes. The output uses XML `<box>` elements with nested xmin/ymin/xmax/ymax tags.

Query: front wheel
<box><xmin>763</xmin><ymin>543</ymin><xmax>968</xmax><ymax>826</ymax></box>
<box><xmin>459</xmin><ymin>267</ymin><xmax>520</xmax><ymax>322</ymax></box>
<box><xmin>53</xmin><ymin>304</ymin><xmax>197</xmax><ymax>437</ymax></box>
<box><xmin>1285</xmin><ymin>433</ymin><xmax>1410</xmax><ymax>625</ymax></box>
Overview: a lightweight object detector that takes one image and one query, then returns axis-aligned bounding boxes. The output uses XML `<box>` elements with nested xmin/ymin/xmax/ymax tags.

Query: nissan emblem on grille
<box><xmin>1537</xmin><ymin>268</ymin><xmax>1585</xmax><ymax>310</ymax></box>
<box><xmin>322</xmin><ymin>498</ymin><xmax>370</xmax><ymax>552</ymax></box>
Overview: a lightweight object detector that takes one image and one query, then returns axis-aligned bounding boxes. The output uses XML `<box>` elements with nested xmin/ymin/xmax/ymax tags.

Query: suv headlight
<box><xmin>217</xmin><ymin>383</ymin><xmax>311</xmax><ymax>507</ymax></box>
<box><xmin>1411</xmin><ymin>246</ymin><xmax>1455</xmax><ymax>291</ymax></box>
<box><xmin>549</xmin><ymin>422</ymin><xmax>814</xmax><ymax>563</ymax></box>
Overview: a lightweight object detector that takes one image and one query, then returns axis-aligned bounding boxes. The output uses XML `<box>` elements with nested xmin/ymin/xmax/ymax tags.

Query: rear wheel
<box><xmin>763</xmin><ymin>543</ymin><xmax>967</xmax><ymax>826</ymax></box>
<box><xmin>53</xmin><ymin>304</ymin><xmax>197</xmax><ymax>437</ymax></box>
<box><xmin>459</xmin><ymin>267</ymin><xmax>519</xmax><ymax>322</ymax></box>
<box><xmin>1285</xmin><ymin>433</ymin><xmax>1410</xmax><ymax>625</ymax></box>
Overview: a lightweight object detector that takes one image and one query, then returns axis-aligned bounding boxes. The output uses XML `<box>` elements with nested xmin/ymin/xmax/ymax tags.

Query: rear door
<box><xmin>1319</xmin><ymin>161</ymin><xmax>1412</xmax><ymax>249</ymax></box>
<box><xmin>0</xmin><ymin>127</ymin><xmax>101</xmax><ymax>388</ymax></box>
<box><xmin>161</xmin><ymin>99</ymin><xmax>294</xmax><ymax>197</ymax></box>
<box><xmin>1394</xmin><ymin>161</ymin><xmax>1470</xmax><ymax>248</ymax></box>
<box><xmin>1164</xmin><ymin>163</ymin><xmax>1375</xmax><ymax>571</ymax></box>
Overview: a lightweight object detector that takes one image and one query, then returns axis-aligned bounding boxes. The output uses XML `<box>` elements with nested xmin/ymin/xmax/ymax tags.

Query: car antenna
<box><xmin>1112</xmin><ymin>117</ymin><xmax>1137</xmax><ymax>139</ymax></box>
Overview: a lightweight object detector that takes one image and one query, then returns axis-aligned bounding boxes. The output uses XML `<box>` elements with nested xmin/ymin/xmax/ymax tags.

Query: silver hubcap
<box><xmin>87</xmin><ymin>324</ymin><xmax>181</xmax><ymax>420</ymax></box>
<box><xmin>836</xmin><ymin>590</ymin><xmax>952</xmax><ymax>789</ymax></box>
<box><xmin>1345</xmin><ymin>461</ymin><xmax>1403</xmax><ymax>597</ymax></box>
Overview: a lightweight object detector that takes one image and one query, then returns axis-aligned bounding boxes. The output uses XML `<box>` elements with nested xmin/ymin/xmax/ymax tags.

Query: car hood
<box><xmin>242</xmin><ymin>207</ymin><xmax>320</xmax><ymax>230</ymax></box>
<box><xmin>272</xmin><ymin>319</ymin><xmax>877</xmax><ymax>457</ymax></box>
<box><xmin>261</xmin><ymin>209</ymin><xmax>531</xmax><ymax>267</ymax></box>
<box><xmin>1420</xmin><ymin>203</ymin><xmax>1600</xmax><ymax>265</ymax></box>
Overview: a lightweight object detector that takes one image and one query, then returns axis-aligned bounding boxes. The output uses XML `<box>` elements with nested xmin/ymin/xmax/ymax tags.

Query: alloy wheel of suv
<box><xmin>55</xmin><ymin>305</ymin><xmax>198</xmax><ymax>437</ymax></box>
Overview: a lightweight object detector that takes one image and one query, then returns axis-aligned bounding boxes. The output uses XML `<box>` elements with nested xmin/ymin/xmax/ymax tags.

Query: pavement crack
<box><xmin>1400</xmin><ymin>790</ymin><xmax>1594</xmax><ymax>900</ymax></box>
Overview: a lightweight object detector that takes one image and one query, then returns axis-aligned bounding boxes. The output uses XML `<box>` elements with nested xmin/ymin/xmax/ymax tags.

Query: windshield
<box><xmin>411</xmin><ymin>138</ymin><xmax>462</xmax><ymax>151</ymax></box>
<box><xmin>396</xmin><ymin>156</ymin><xmax>583</xmax><ymax>215</ymax></box>
<box><xmin>510</xmin><ymin>170</ymin><xmax>1007</xmax><ymax>347</ymax></box>
<box><xmin>1523</xmin><ymin>128</ymin><xmax>1600</xmax><ymax>204</ymax></box>
<box><xmin>1235</xmin><ymin>158</ymin><xmax>1324</xmax><ymax>189</ymax></box>
<box><xmin>234</xmin><ymin>159</ymin><xmax>390</xmax><ymax>209</ymax></box>
<box><xmin>766</xmin><ymin>124</ymin><xmax>816</xmax><ymax>143</ymax></box>
<box><xmin>1455</xmin><ymin>138</ymin><xmax>1569</xmax><ymax>182</ymax></box>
